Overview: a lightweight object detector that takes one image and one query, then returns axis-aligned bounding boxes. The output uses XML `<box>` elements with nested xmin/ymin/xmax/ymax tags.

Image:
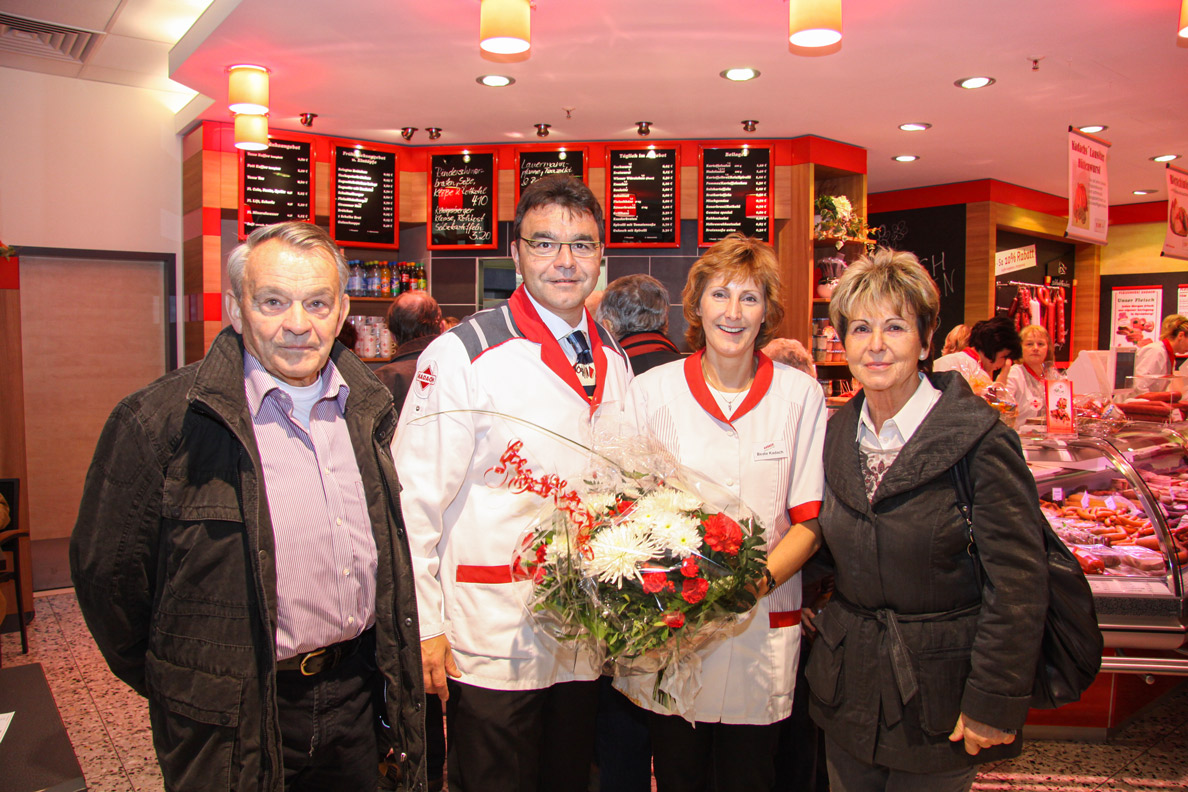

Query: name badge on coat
<box><xmin>753</xmin><ymin>440</ymin><xmax>788</xmax><ymax>461</ymax></box>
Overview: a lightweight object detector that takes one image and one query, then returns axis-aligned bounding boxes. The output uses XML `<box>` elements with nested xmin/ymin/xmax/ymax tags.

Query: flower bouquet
<box><xmin>814</xmin><ymin>194</ymin><xmax>878</xmax><ymax>250</ymax></box>
<box><xmin>506</xmin><ymin>432</ymin><xmax>768</xmax><ymax>712</ymax></box>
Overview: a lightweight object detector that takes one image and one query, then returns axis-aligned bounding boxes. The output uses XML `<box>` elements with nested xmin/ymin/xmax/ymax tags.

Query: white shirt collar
<box><xmin>524</xmin><ymin>287</ymin><xmax>587</xmax><ymax>341</ymax></box>
<box><xmin>856</xmin><ymin>373</ymin><xmax>941</xmax><ymax>452</ymax></box>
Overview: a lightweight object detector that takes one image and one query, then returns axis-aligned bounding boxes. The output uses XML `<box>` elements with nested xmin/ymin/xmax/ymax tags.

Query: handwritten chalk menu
<box><xmin>332</xmin><ymin>144</ymin><xmax>399</xmax><ymax>249</ymax></box>
<box><xmin>699</xmin><ymin>147</ymin><xmax>771</xmax><ymax>245</ymax></box>
<box><xmin>607</xmin><ymin>147</ymin><xmax>679</xmax><ymax>247</ymax></box>
<box><xmin>516</xmin><ymin>149</ymin><xmax>586</xmax><ymax>201</ymax></box>
<box><xmin>428</xmin><ymin>152</ymin><xmax>497</xmax><ymax>249</ymax></box>
<box><xmin>239</xmin><ymin>137</ymin><xmax>313</xmax><ymax>239</ymax></box>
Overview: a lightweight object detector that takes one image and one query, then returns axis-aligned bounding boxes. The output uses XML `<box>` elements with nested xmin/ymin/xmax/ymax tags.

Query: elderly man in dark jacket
<box><xmin>70</xmin><ymin>222</ymin><xmax>425</xmax><ymax>791</ymax></box>
<box><xmin>596</xmin><ymin>274</ymin><xmax>682</xmax><ymax>375</ymax></box>
<box><xmin>375</xmin><ymin>290</ymin><xmax>444</xmax><ymax>414</ymax></box>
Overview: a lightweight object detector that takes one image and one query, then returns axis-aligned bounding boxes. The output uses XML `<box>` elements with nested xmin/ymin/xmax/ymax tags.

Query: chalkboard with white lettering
<box><xmin>332</xmin><ymin>144</ymin><xmax>399</xmax><ymax>249</ymax></box>
<box><xmin>699</xmin><ymin>146</ymin><xmax>771</xmax><ymax>245</ymax></box>
<box><xmin>516</xmin><ymin>149</ymin><xmax>586</xmax><ymax>202</ymax></box>
<box><xmin>606</xmin><ymin>147</ymin><xmax>680</xmax><ymax>247</ymax></box>
<box><xmin>239</xmin><ymin>137</ymin><xmax>314</xmax><ymax>239</ymax></box>
<box><xmin>429</xmin><ymin>152</ymin><xmax>497</xmax><ymax>249</ymax></box>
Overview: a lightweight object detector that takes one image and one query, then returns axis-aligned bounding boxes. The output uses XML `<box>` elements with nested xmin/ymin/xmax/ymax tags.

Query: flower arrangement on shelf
<box><xmin>502</xmin><ymin>432</ymin><xmax>767</xmax><ymax>712</ymax></box>
<box><xmin>814</xmin><ymin>194</ymin><xmax>878</xmax><ymax>250</ymax></box>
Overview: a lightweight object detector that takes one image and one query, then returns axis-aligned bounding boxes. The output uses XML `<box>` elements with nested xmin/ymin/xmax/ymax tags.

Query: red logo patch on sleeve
<box><xmin>414</xmin><ymin>361</ymin><xmax>437</xmax><ymax>398</ymax></box>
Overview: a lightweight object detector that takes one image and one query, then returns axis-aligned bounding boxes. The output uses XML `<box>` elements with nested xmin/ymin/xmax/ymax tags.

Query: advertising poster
<box><xmin>1163</xmin><ymin>165</ymin><xmax>1188</xmax><ymax>261</ymax></box>
<box><xmin>1065</xmin><ymin>128</ymin><xmax>1110</xmax><ymax>245</ymax></box>
<box><xmin>1179</xmin><ymin>284</ymin><xmax>1188</xmax><ymax>316</ymax></box>
<box><xmin>1045</xmin><ymin>379</ymin><xmax>1076</xmax><ymax>435</ymax></box>
<box><xmin>994</xmin><ymin>244</ymin><xmax>1037</xmax><ymax>276</ymax></box>
<box><xmin>1110</xmin><ymin>286</ymin><xmax>1163</xmax><ymax>348</ymax></box>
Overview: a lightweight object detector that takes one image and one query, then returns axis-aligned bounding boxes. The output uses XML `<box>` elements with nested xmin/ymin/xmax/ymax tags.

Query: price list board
<box><xmin>699</xmin><ymin>146</ymin><xmax>772</xmax><ymax>245</ymax></box>
<box><xmin>515</xmin><ymin>148</ymin><xmax>586</xmax><ymax>202</ymax></box>
<box><xmin>606</xmin><ymin>147</ymin><xmax>680</xmax><ymax>248</ymax></box>
<box><xmin>238</xmin><ymin>136</ymin><xmax>314</xmax><ymax>240</ymax></box>
<box><xmin>427</xmin><ymin>152</ymin><xmax>498</xmax><ymax>250</ymax></box>
<box><xmin>331</xmin><ymin>143</ymin><xmax>399</xmax><ymax>249</ymax></box>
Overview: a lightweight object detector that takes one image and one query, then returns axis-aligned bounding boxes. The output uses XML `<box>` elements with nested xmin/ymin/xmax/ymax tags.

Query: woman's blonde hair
<box><xmin>941</xmin><ymin>324</ymin><xmax>970</xmax><ymax>356</ymax></box>
<box><xmin>1160</xmin><ymin>314</ymin><xmax>1188</xmax><ymax>341</ymax></box>
<box><xmin>828</xmin><ymin>247</ymin><xmax>940</xmax><ymax>354</ymax></box>
<box><xmin>682</xmin><ymin>233</ymin><xmax>783</xmax><ymax>352</ymax></box>
<box><xmin>1019</xmin><ymin>324</ymin><xmax>1054</xmax><ymax>364</ymax></box>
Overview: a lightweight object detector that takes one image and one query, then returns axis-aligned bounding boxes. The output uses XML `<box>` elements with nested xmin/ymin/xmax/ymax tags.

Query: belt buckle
<box><xmin>299</xmin><ymin>647</ymin><xmax>328</xmax><ymax>676</ymax></box>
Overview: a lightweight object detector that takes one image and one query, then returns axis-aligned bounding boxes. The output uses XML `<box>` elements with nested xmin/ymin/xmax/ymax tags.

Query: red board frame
<box><xmin>604</xmin><ymin>144</ymin><xmax>681</xmax><ymax>249</ymax></box>
<box><xmin>697</xmin><ymin>142</ymin><xmax>774</xmax><ymax>247</ymax></box>
<box><xmin>426</xmin><ymin>148</ymin><xmax>499</xmax><ymax>251</ymax></box>
<box><xmin>237</xmin><ymin>130</ymin><xmax>318</xmax><ymax>241</ymax></box>
<box><xmin>329</xmin><ymin>138</ymin><xmax>402</xmax><ymax>250</ymax></box>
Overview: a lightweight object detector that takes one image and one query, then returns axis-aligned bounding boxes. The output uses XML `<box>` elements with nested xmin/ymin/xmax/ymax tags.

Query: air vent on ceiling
<box><xmin>0</xmin><ymin>13</ymin><xmax>101</xmax><ymax>64</ymax></box>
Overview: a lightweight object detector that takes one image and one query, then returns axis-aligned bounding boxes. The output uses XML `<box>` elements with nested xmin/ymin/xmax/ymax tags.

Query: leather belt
<box><xmin>276</xmin><ymin>628</ymin><xmax>373</xmax><ymax>677</ymax></box>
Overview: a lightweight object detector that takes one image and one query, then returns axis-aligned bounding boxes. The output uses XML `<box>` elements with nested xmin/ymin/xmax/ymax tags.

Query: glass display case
<box><xmin>1022</xmin><ymin>426</ymin><xmax>1188</xmax><ymax>658</ymax></box>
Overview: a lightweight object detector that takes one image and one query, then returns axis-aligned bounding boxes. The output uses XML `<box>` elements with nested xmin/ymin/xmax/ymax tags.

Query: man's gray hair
<box><xmin>226</xmin><ymin>221</ymin><xmax>349</xmax><ymax>299</ymax></box>
<box><xmin>596</xmin><ymin>274</ymin><xmax>670</xmax><ymax>337</ymax></box>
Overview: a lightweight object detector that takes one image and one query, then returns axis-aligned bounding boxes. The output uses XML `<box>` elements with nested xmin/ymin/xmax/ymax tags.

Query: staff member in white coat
<box><xmin>393</xmin><ymin>175</ymin><xmax>633</xmax><ymax>792</ymax></box>
<box><xmin>1134</xmin><ymin>314</ymin><xmax>1188</xmax><ymax>392</ymax></box>
<box><xmin>618</xmin><ymin>233</ymin><xmax>826</xmax><ymax>792</ymax></box>
<box><xmin>1005</xmin><ymin>324</ymin><xmax>1053</xmax><ymax>422</ymax></box>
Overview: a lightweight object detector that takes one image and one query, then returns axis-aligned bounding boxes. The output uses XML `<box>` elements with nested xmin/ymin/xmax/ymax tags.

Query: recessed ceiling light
<box><xmin>1132</xmin><ymin>189</ymin><xmax>1158</xmax><ymax>196</ymax></box>
<box><xmin>477</xmin><ymin>75</ymin><xmax>515</xmax><ymax>87</ymax></box>
<box><xmin>899</xmin><ymin>122</ymin><xmax>931</xmax><ymax>132</ymax></box>
<box><xmin>1151</xmin><ymin>154</ymin><xmax>1180</xmax><ymax>162</ymax></box>
<box><xmin>1077</xmin><ymin>125</ymin><xmax>1107</xmax><ymax>134</ymax></box>
<box><xmin>955</xmin><ymin>76</ymin><xmax>996</xmax><ymax>90</ymax></box>
<box><xmin>720</xmin><ymin>68</ymin><xmax>760</xmax><ymax>81</ymax></box>
<box><xmin>893</xmin><ymin>155</ymin><xmax>919</xmax><ymax>162</ymax></box>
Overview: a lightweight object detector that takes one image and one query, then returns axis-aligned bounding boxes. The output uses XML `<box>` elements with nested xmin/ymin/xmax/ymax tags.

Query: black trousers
<box><xmin>275</xmin><ymin>632</ymin><xmax>380</xmax><ymax>792</ymax></box>
<box><xmin>647</xmin><ymin>710</ymin><xmax>781</xmax><ymax>792</ymax></box>
<box><xmin>824</xmin><ymin>735</ymin><xmax>979</xmax><ymax>792</ymax></box>
<box><xmin>445</xmin><ymin>678</ymin><xmax>599</xmax><ymax>792</ymax></box>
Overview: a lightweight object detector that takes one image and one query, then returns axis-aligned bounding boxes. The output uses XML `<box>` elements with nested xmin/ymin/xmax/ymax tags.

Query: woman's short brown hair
<box><xmin>682</xmin><ymin>233</ymin><xmax>784</xmax><ymax>352</ymax></box>
<box><xmin>828</xmin><ymin>247</ymin><xmax>941</xmax><ymax>353</ymax></box>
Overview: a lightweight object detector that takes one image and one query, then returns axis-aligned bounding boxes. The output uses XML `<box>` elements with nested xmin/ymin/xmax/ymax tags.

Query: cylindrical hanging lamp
<box><xmin>480</xmin><ymin>0</ymin><xmax>531</xmax><ymax>55</ymax></box>
<box><xmin>789</xmin><ymin>0</ymin><xmax>842</xmax><ymax>49</ymax></box>
<box><xmin>1180</xmin><ymin>0</ymin><xmax>1188</xmax><ymax>41</ymax></box>
<box><xmin>228</xmin><ymin>64</ymin><xmax>269</xmax><ymax>114</ymax></box>
<box><xmin>234</xmin><ymin>114</ymin><xmax>270</xmax><ymax>151</ymax></box>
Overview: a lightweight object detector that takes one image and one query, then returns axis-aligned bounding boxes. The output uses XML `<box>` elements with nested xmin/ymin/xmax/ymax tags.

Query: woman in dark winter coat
<box><xmin>806</xmin><ymin>248</ymin><xmax>1048</xmax><ymax>792</ymax></box>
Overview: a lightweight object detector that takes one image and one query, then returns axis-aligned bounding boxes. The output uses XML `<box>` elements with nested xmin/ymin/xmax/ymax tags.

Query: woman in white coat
<box><xmin>616</xmin><ymin>233</ymin><xmax>827</xmax><ymax>792</ymax></box>
<box><xmin>1005</xmin><ymin>324</ymin><xmax>1053</xmax><ymax>422</ymax></box>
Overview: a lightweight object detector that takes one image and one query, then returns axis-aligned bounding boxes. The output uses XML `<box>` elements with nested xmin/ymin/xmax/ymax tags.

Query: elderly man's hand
<box><xmin>948</xmin><ymin>713</ymin><xmax>1016</xmax><ymax>755</ymax></box>
<box><xmin>421</xmin><ymin>634</ymin><xmax>461</xmax><ymax>702</ymax></box>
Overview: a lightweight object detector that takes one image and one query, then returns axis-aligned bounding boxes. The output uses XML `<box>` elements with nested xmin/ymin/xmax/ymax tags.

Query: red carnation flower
<box><xmin>703</xmin><ymin>512</ymin><xmax>744</xmax><ymax>556</ymax></box>
<box><xmin>682</xmin><ymin>577</ymin><xmax>709</xmax><ymax>604</ymax></box>
<box><xmin>642</xmin><ymin>571</ymin><xmax>671</xmax><ymax>594</ymax></box>
<box><xmin>680</xmin><ymin>557</ymin><xmax>700</xmax><ymax>578</ymax></box>
<box><xmin>535</xmin><ymin>544</ymin><xmax>548</xmax><ymax>564</ymax></box>
<box><xmin>613</xmin><ymin>498</ymin><xmax>637</xmax><ymax>518</ymax></box>
<box><xmin>662</xmin><ymin>611</ymin><xmax>686</xmax><ymax>629</ymax></box>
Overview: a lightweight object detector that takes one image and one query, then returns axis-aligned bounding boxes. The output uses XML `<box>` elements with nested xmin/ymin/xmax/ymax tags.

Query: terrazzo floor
<box><xmin>2</xmin><ymin>591</ymin><xmax>1187</xmax><ymax>791</ymax></box>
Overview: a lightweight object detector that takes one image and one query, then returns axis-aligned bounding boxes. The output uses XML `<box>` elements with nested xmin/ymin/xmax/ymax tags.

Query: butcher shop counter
<box><xmin>1022</xmin><ymin>425</ymin><xmax>1188</xmax><ymax>738</ymax></box>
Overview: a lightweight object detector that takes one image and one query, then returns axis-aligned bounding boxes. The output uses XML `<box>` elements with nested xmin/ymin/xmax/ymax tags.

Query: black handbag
<box><xmin>950</xmin><ymin>455</ymin><xmax>1103</xmax><ymax>710</ymax></box>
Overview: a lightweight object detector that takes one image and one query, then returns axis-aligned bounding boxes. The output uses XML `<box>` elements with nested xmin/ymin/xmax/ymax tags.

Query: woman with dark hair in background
<box><xmin>933</xmin><ymin>316</ymin><xmax>1021</xmax><ymax>395</ymax></box>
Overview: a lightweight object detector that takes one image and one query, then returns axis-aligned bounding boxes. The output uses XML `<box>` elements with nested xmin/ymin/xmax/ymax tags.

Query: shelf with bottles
<box><xmin>345</xmin><ymin>259</ymin><xmax>428</xmax><ymax>301</ymax></box>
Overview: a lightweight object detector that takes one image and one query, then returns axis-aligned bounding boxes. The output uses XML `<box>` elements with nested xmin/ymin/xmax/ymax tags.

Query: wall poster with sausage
<box><xmin>1066</xmin><ymin>127</ymin><xmax>1110</xmax><ymax>245</ymax></box>
<box><xmin>428</xmin><ymin>151</ymin><xmax>497</xmax><ymax>250</ymax></box>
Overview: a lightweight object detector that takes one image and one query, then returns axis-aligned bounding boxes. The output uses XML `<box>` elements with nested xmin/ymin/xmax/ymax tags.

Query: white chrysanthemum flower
<box><xmin>585</xmin><ymin>524</ymin><xmax>662</xmax><ymax>588</ymax></box>
<box><xmin>580</xmin><ymin>491</ymin><xmax>619</xmax><ymax>515</ymax></box>
<box><xmin>644</xmin><ymin>511</ymin><xmax>703</xmax><ymax>558</ymax></box>
<box><xmin>638</xmin><ymin>486</ymin><xmax>701</xmax><ymax>515</ymax></box>
<box><xmin>833</xmin><ymin>195</ymin><xmax>852</xmax><ymax>216</ymax></box>
<box><xmin>545</xmin><ymin>531</ymin><xmax>578</xmax><ymax>564</ymax></box>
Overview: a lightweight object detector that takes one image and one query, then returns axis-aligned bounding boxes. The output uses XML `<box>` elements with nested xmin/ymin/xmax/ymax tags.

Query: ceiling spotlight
<box><xmin>893</xmin><ymin>155</ymin><xmax>919</xmax><ymax>162</ymax></box>
<box><xmin>558</xmin><ymin>148</ymin><xmax>567</xmax><ymax>160</ymax></box>
<box><xmin>1151</xmin><ymin>154</ymin><xmax>1180</xmax><ymax>162</ymax></box>
<box><xmin>427</xmin><ymin>127</ymin><xmax>443</xmax><ymax>141</ymax></box>
<box><xmin>899</xmin><ymin>122</ymin><xmax>931</xmax><ymax>132</ymax></box>
<box><xmin>1077</xmin><ymin>124</ymin><xmax>1107</xmax><ymax>134</ymax></box>
<box><xmin>462</xmin><ymin>149</ymin><xmax>471</xmax><ymax>163</ymax></box>
<box><xmin>299</xmin><ymin>112</ymin><xmax>317</xmax><ymax>128</ymax></box>
<box><xmin>1132</xmin><ymin>189</ymin><xmax>1158</xmax><ymax>196</ymax></box>
<box><xmin>720</xmin><ymin>68</ymin><xmax>759</xmax><ymax>81</ymax></box>
<box><xmin>636</xmin><ymin>121</ymin><xmax>652</xmax><ymax>137</ymax></box>
<box><xmin>741</xmin><ymin>120</ymin><xmax>758</xmax><ymax>133</ymax></box>
<box><xmin>535</xmin><ymin>123</ymin><xmax>551</xmax><ymax>137</ymax></box>
<box><xmin>955</xmin><ymin>76</ymin><xmax>996</xmax><ymax>90</ymax></box>
<box><xmin>477</xmin><ymin>74</ymin><xmax>515</xmax><ymax>87</ymax></box>
<box><xmin>401</xmin><ymin>127</ymin><xmax>417</xmax><ymax>141</ymax></box>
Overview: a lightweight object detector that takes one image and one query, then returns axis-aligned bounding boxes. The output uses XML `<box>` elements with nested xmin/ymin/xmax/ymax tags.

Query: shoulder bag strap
<box><xmin>948</xmin><ymin>455</ymin><xmax>985</xmax><ymax>590</ymax></box>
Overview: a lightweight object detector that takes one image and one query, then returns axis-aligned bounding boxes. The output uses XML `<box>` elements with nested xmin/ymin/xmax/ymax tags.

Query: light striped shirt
<box><xmin>244</xmin><ymin>352</ymin><xmax>377</xmax><ymax>660</ymax></box>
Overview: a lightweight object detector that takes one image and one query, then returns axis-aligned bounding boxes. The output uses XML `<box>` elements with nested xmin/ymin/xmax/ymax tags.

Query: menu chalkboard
<box><xmin>239</xmin><ymin>137</ymin><xmax>313</xmax><ymax>239</ymax></box>
<box><xmin>516</xmin><ymin>149</ymin><xmax>586</xmax><ymax>201</ymax></box>
<box><xmin>332</xmin><ymin>144</ymin><xmax>399</xmax><ymax>249</ymax></box>
<box><xmin>428</xmin><ymin>152</ymin><xmax>497</xmax><ymax>250</ymax></box>
<box><xmin>699</xmin><ymin>146</ymin><xmax>771</xmax><ymax>245</ymax></box>
<box><xmin>606</xmin><ymin>147</ymin><xmax>680</xmax><ymax>247</ymax></box>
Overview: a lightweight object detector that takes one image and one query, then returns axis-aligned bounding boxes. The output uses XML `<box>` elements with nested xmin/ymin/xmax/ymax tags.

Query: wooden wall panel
<box><xmin>1073</xmin><ymin>244</ymin><xmax>1101</xmax><ymax>358</ymax></box>
<box><xmin>965</xmin><ymin>202</ymin><xmax>995</xmax><ymax>322</ymax></box>
<box><xmin>400</xmin><ymin>171</ymin><xmax>427</xmax><ymax>224</ymax></box>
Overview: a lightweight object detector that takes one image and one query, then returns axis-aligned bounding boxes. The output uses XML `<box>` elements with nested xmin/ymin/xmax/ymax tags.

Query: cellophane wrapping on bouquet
<box><xmin>508</xmin><ymin>431</ymin><xmax>768</xmax><ymax>714</ymax></box>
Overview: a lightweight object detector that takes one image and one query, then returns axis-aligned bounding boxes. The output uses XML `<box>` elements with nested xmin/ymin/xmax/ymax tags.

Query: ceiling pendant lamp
<box><xmin>234</xmin><ymin>114</ymin><xmax>269</xmax><ymax>151</ymax></box>
<box><xmin>1179</xmin><ymin>0</ymin><xmax>1188</xmax><ymax>47</ymax></box>
<box><xmin>789</xmin><ymin>0</ymin><xmax>842</xmax><ymax>51</ymax></box>
<box><xmin>480</xmin><ymin>0</ymin><xmax>531</xmax><ymax>55</ymax></box>
<box><xmin>227</xmin><ymin>64</ymin><xmax>269</xmax><ymax>114</ymax></box>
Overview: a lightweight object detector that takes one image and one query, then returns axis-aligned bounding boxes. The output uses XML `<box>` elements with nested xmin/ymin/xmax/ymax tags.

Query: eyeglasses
<box><xmin>518</xmin><ymin>237</ymin><xmax>602</xmax><ymax>260</ymax></box>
